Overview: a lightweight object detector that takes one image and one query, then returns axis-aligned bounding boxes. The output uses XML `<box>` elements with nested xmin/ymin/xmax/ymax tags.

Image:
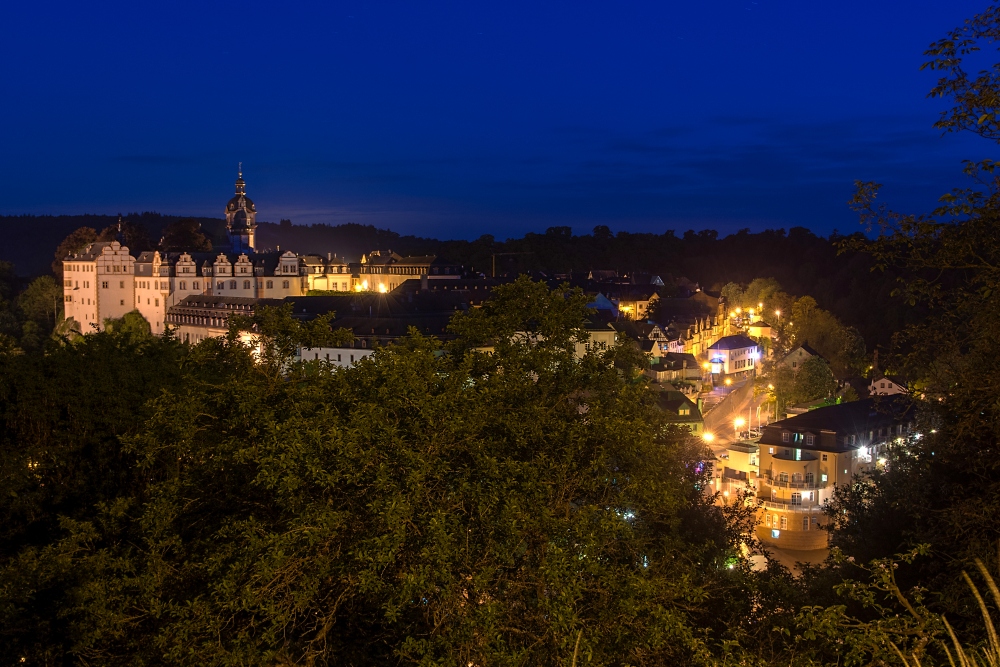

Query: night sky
<box><xmin>1</xmin><ymin>1</ymin><xmax>994</xmax><ymax>239</ymax></box>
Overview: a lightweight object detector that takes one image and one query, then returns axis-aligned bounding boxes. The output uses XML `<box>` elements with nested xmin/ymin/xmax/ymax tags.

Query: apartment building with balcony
<box><xmin>756</xmin><ymin>397</ymin><xmax>914</xmax><ymax>550</ymax></box>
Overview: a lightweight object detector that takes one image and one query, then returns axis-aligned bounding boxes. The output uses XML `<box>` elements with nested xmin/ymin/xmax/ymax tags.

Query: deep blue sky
<box><xmin>0</xmin><ymin>0</ymin><xmax>994</xmax><ymax>239</ymax></box>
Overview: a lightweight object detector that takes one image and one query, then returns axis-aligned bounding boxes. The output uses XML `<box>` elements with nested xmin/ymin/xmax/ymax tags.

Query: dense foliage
<box><xmin>0</xmin><ymin>278</ymin><xmax>766</xmax><ymax>666</ymax></box>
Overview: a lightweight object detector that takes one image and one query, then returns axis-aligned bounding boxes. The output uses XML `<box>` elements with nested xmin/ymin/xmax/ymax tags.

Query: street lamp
<box><xmin>734</xmin><ymin>417</ymin><xmax>746</xmax><ymax>439</ymax></box>
<box><xmin>702</xmin><ymin>432</ymin><xmax>715</xmax><ymax>443</ymax></box>
<box><xmin>774</xmin><ymin>310</ymin><xmax>781</xmax><ymax>318</ymax></box>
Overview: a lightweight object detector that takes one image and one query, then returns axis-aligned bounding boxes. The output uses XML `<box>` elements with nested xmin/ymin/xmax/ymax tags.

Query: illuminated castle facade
<box><xmin>61</xmin><ymin>168</ymin><xmax>460</xmax><ymax>335</ymax></box>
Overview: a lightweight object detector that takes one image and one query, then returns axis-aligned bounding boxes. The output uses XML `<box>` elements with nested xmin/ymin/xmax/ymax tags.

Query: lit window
<box><xmin>782</xmin><ymin>432</ymin><xmax>789</xmax><ymax>443</ymax></box>
<box><xmin>780</xmin><ymin>516</ymin><xmax>787</xmax><ymax>529</ymax></box>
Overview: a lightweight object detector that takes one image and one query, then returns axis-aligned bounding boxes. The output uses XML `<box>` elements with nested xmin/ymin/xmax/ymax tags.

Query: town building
<box><xmin>781</xmin><ymin>343</ymin><xmax>822</xmax><ymax>371</ymax></box>
<box><xmin>706</xmin><ymin>334</ymin><xmax>760</xmax><ymax>380</ymax></box>
<box><xmin>755</xmin><ymin>397</ymin><xmax>914</xmax><ymax>549</ymax></box>
<box><xmin>870</xmin><ymin>375</ymin><xmax>906</xmax><ymax>396</ymax></box>
<box><xmin>645</xmin><ymin>352</ymin><xmax>702</xmax><ymax>385</ymax></box>
<box><xmin>655</xmin><ymin>390</ymin><xmax>705</xmax><ymax>434</ymax></box>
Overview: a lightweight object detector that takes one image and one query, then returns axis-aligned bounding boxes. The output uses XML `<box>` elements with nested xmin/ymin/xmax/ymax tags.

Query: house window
<box><xmin>217</xmin><ymin>282</ymin><xmax>224</xmax><ymax>290</ymax></box>
<box><xmin>822</xmin><ymin>454</ymin><xmax>828</xmax><ymax>461</ymax></box>
<box><xmin>768</xmin><ymin>447</ymin><xmax>774</xmax><ymax>454</ymax></box>
<box><xmin>771</xmin><ymin>529</ymin><xmax>780</xmax><ymax>539</ymax></box>
<box><xmin>120</xmin><ymin>300</ymin><xmax>124</xmax><ymax>305</ymax></box>
<box><xmin>805</xmin><ymin>473</ymin><xmax>814</xmax><ymax>486</ymax></box>
<box><xmin>230</xmin><ymin>280</ymin><xmax>237</xmax><ymax>289</ymax></box>
<box><xmin>193</xmin><ymin>281</ymin><xmax>199</xmax><ymax>290</ymax></box>
<box><xmin>101</xmin><ymin>281</ymin><xmax>108</xmax><ymax>289</ymax></box>
<box><xmin>765</xmin><ymin>514</ymin><xmax>771</xmax><ymax>527</ymax></box>
<box><xmin>821</xmin><ymin>473</ymin><xmax>828</xmax><ymax>482</ymax></box>
<box><xmin>243</xmin><ymin>280</ymin><xmax>251</xmax><ymax>289</ymax></box>
<box><xmin>791</xmin><ymin>493</ymin><xmax>801</xmax><ymax>505</ymax></box>
<box><xmin>802</xmin><ymin>517</ymin><xmax>810</xmax><ymax>531</ymax></box>
<box><xmin>266</xmin><ymin>280</ymin><xmax>273</xmax><ymax>289</ymax></box>
<box><xmin>180</xmin><ymin>281</ymin><xmax>187</xmax><ymax>290</ymax></box>
<box><xmin>154</xmin><ymin>298</ymin><xmax>159</xmax><ymax>307</ymax></box>
<box><xmin>806</xmin><ymin>434</ymin><xmax>814</xmax><ymax>446</ymax></box>
<box><xmin>778</xmin><ymin>472</ymin><xmax>788</xmax><ymax>483</ymax></box>
<box><xmin>780</xmin><ymin>516</ymin><xmax>787</xmax><ymax>530</ymax></box>
<box><xmin>782</xmin><ymin>432</ymin><xmax>789</xmax><ymax>443</ymax></box>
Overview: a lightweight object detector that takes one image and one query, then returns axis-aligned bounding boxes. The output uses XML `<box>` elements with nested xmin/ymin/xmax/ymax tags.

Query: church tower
<box><xmin>225</xmin><ymin>164</ymin><xmax>257</xmax><ymax>253</ymax></box>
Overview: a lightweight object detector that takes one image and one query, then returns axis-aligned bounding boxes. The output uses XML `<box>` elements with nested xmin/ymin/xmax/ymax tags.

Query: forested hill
<box><xmin>258</xmin><ymin>222</ymin><xmax>912</xmax><ymax>348</ymax></box>
<box><xmin>0</xmin><ymin>215</ymin><xmax>910</xmax><ymax>347</ymax></box>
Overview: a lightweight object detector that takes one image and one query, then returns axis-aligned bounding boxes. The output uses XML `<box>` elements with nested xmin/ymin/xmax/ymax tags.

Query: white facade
<box><xmin>63</xmin><ymin>241</ymin><xmax>136</xmax><ymax>331</ymax></box>
<box><xmin>296</xmin><ymin>346</ymin><xmax>374</xmax><ymax>367</ymax></box>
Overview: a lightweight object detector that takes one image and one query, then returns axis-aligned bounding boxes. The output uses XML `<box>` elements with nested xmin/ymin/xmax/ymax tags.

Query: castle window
<box><xmin>243</xmin><ymin>280</ymin><xmax>250</xmax><ymax>289</ymax></box>
<box><xmin>180</xmin><ymin>281</ymin><xmax>187</xmax><ymax>290</ymax></box>
<box><xmin>229</xmin><ymin>280</ymin><xmax>237</xmax><ymax>289</ymax></box>
<box><xmin>193</xmin><ymin>281</ymin><xmax>199</xmax><ymax>290</ymax></box>
<box><xmin>217</xmin><ymin>282</ymin><xmax>224</xmax><ymax>290</ymax></box>
<box><xmin>282</xmin><ymin>280</ymin><xmax>289</xmax><ymax>289</ymax></box>
<box><xmin>101</xmin><ymin>281</ymin><xmax>108</xmax><ymax>289</ymax></box>
<box><xmin>266</xmin><ymin>280</ymin><xmax>273</xmax><ymax>289</ymax></box>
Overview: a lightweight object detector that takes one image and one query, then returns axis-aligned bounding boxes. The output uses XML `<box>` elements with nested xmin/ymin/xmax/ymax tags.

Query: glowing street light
<box><xmin>702</xmin><ymin>432</ymin><xmax>715</xmax><ymax>443</ymax></box>
<box><xmin>734</xmin><ymin>417</ymin><xmax>746</xmax><ymax>429</ymax></box>
<box><xmin>758</xmin><ymin>302</ymin><xmax>763</xmax><ymax>310</ymax></box>
<box><xmin>774</xmin><ymin>310</ymin><xmax>781</xmax><ymax>318</ymax></box>
<box><xmin>724</xmin><ymin>378</ymin><xmax>732</xmax><ymax>386</ymax></box>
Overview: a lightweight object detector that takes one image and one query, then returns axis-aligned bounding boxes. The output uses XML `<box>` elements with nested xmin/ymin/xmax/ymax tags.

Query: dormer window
<box><xmin>782</xmin><ymin>432</ymin><xmax>789</xmax><ymax>443</ymax></box>
<box><xmin>806</xmin><ymin>434</ymin><xmax>814</xmax><ymax>446</ymax></box>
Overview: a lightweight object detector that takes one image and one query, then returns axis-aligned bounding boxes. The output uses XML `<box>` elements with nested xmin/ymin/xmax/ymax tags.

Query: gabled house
<box><xmin>655</xmin><ymin>390</ymin><xmax>704</xmax><ymax>434</ymax></box>
<box><xmin>781</xmin><ymin>342</ymin><xmax>822</xmax><ymax>372</ymax></box>
<box><xmin>870</xmin><ymin>375</ymin><xmax>906</xmax><ymax>396</ymax></box>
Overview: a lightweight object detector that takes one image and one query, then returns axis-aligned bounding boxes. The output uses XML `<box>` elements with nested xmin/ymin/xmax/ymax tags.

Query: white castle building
<box><xmin>62</xmin><ymin>169</ymin><xmax>460</xmax><ymax>334</ymax></box>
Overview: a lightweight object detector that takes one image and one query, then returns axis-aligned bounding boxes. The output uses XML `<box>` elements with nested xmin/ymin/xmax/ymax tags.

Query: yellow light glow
<box><xmin>734</xmin><ymin>417</ymin><xmax>746</xmax><ymax>428</ymax></box>
<box><xmin>758</xmin><ymin>302</ymin><xmax>763</xmax><ymax>309</ymax></box>
<box><xmin>702</xmin><ymin>432</ymin><xmax>715</xmax><ymax>443</ymax></box>
<box><xmin>378</xmin><ymin>283</ymin><xmax>387</xmax><ymax>293</ymax></box>
<box><xmin>767</xmin><ymin>383</ymin><xmax>775</xmax><ymax>390</ymax></box>
<box><xmin>724</xmin><ymin>378</ymin><xmax>732</xmax><ymax>386</ymax></box>
<box><xmin>702</xmin><ymin>362</ymin><xmax>711</xmax><ymax>370</ymax></box>
<box><xmin>354</xmin><ymin>284</ymin><xmax>363</xmax><ymax>292</ymax></box>
<box><xmin>735</xmin><ymin>307</ymin><xmax>742</xmax><ymax>314</ymax></box>
<box><xmin>774</xmin><ymin>310</ymin><xmax>781</xmax><ymax>317</ymax></box>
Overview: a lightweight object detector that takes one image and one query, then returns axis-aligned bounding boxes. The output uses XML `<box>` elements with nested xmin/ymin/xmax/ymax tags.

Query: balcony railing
<box><xmin>761</xmin><ymin>500</ymin><xmax>826</xmax><ymax>513</ymax></box>
<box><xmin>761</xmin><ymin>478</ymin><xmax>826</xmax><ymax>490</ymax></box>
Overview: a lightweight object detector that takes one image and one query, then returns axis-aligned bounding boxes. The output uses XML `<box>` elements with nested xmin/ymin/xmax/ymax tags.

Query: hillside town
<box><xmin>55</xmin><ymin>170</ymin><xmax>914</xmax><ymax>567</ymax></box>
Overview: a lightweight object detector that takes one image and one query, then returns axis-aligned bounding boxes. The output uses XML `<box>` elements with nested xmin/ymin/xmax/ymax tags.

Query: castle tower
<box><xmin>225</xmin><ymin>164</ymin><xmax>257</xmax><ymax>253</ymax></box>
